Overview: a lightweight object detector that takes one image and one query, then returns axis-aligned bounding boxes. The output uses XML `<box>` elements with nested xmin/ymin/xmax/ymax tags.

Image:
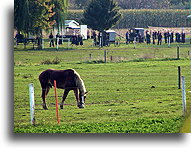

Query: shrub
<box><xmin>41</xmin><ymin>57</ymin><xmax>61</xmax><ymax>65</ymax></box>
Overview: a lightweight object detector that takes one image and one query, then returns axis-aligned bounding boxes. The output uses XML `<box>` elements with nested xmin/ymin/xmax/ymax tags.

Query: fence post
<box><xmin>28</xmin><ymin>83</ymin><xmax>35</xmax><ymax>125</ymax></box>
<box><xmin>89</xmin><ymin>53</ymin><xmax>92</xmax><ymax>61</ymax></box>
<box><xmin>177</xmin><ymin>46</ymin><xmax>180</xmax><ymax>60</ymax></box>
<box><xmin>104</xmin><ymin>50</ymin><xmax>107</xmax><ymax>63</ymax></box>
<box><xmin>168</xmin><ymin>36</ymin><xmax>171</xmax><ymax>48</ymax></box>
<box><xmin>42</xmin><ymin>38</ymin><xmax>44</xmax><ymax>49</ymax></box>
<box><xmin>134</xmin><ymin>37</ymin><xmax>136</xmax><ymax>49</ymax></box>
<box><xmin>54</xmin><ymin>80</ymin><xmax>60</xmax><ymax>124</ymax></box>
<box><xmin>110</xmin><ymin>56</ymin><xmax>113</xmax><ymax>62</ymax></box>
<box><xmin>178</xmin><ymin>66</ymin><xmax>181</xmax><ymax>89</ymax></box>
<box><xmin>56</xmin><ymin>37</ymin><xmax>59</xmax><ymax>50</ymax></box>
<box><xmin>181</xmin><ymin>76</ymin><xmax>186</xmax><ymax>115</ymax></box>
<box><xmin>68</xmin><ymin>38</ymin><xmax>70</xmax><ymax>48</ymax></box>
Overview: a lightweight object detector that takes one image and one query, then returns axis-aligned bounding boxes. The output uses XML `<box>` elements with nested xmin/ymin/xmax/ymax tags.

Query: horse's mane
<box><xmin>73</xmin><ymin>70</ymin><xmax>87</xmax><ymax>95</ymax></box>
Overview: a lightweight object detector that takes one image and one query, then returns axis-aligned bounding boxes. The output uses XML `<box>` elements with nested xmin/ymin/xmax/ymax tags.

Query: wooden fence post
<box><xmin>177</xmin><ymin>46</ymin><xmax>180</xmax><ymax>60</ymax></box>
<box><xmin>89</xmin><ymin>53</ymin><xmax>92</xmax><ymax>61</ymax></box>
<box><xmin>54</xmin><ymin>80</ymin><xmax>60</xmax><ymax>124</ymax></box>
<box><xmin>104</xmin><ymin>50</ymin><xmax>107</xmax><ymax>63</ymax></box>
<box><xmin>110</xmin><ymin>56</ymin><xmax>113</xmax><ymax>62</ymax></box>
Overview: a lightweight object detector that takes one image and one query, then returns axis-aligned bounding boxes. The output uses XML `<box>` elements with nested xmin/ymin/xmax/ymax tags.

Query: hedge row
<box><xmin>67</xmin><ymin>9</ymin><xmax>191</xmax><ymax>28</ymax></box>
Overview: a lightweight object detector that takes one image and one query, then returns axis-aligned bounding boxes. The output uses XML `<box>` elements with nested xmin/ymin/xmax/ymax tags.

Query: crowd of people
<box><xmin>49</xmin><ymin>32</ymin><xmax>84</xmax><ymax>47</ymax></box>
<box><xmin>125</xmin><ymin>29</ymin><xmax>186</xmax><ymax>45</ymax></box>
<box><xmin>15</xmin><ymin>29</ymin><xmax>187</xmax><ymax>48</ymax></box>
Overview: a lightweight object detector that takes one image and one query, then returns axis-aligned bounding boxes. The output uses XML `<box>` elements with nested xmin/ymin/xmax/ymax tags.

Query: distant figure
<box><xmin>78</xmin><ymin>35</ymin><xmax>83</xmax><ymax>45</ymax></box>
<box><xmin>170</xmin><ymin>31</ymin><xmax>174</xmax><ymax>43</ymax></box>
<box><xmin>157</xmin><ymin>32</ymin><xmax>162</xmax><ymax>45</ymax></box>
<box><xmin>181</xmin><ymin>32</ymin><xmax>185</xmax><ymax>43</ymax></box>
<box><xmin>152</xmin><ymin>31</ymin><xmax>156</xmax><ymax>44</ymax></box>
<box><xmin>129</xmin><ymin>30</ymin><xmax>134</xmax><ymax>43</ymax></box>
<box><xmin>125</xmin><ymin>31</ymin><xmax>129</xmax><ymax>44</ymax></box>
<box><xmin>15</xmin><ymin>32</ymin><xmax>24</xmax><ymax>45</ymax></box>
<box><xmin>145</xmin><ymin>31</ymin><xmax>151</xmax><ymax>45</ymax></box>
<box><xmin>164</xmin><ymin>31</ymin><xmax>168</xmax><ymax>44</ymax></box>
<box><xmin>92</xmin><ymin>31</ymin><xmax>97</xmax><ymax>46</ymax></box>
<box><xmin>49</xmin><ymin>33</ymin><xmax>54</xmax><ymax>47</ymax></box>
<box><xmin>55</xmin><ymin>33</ymin><xmax>62</xmax><ymax>45</ymax></box>
<box><xmin>175</xmin><ymin>32</ymin><xmax>181</xmax><ymax>43</ymax></box>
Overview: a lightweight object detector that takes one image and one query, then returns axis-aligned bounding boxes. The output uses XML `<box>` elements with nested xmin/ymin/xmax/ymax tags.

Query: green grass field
<box><xmin>14</xmin><ymin>39</ymin><xmax>191</xmax><ymax>133</ymax></box>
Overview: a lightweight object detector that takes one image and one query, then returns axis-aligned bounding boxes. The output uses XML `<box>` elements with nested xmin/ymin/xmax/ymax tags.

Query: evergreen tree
<box><xmin>14</xmin><ymin>0</ymin><xmax>30</xmax><ymax>34</ymax></box>
<box><xmin>82</xmin><ymin>0</ymin><xmax>121</xmax><ymax>32</ymax></box>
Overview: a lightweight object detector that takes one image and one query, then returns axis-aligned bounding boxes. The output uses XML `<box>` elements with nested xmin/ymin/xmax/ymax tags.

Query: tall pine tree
<box><xmin>82</xmin><ymin>0</ymin><xmax>121</xmax><ymax>32</ymax></box>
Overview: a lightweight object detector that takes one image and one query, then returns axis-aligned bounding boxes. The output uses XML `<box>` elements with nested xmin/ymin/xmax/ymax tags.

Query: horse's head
<box><xmin>79</xmin><ymin>91</ymin><xmax>88</xmax><ymax>103</ymax></box>
<box><xmin>78</xmin><ymin>91</ymin><xmax>88</xmax><ymax>108</ymax></box>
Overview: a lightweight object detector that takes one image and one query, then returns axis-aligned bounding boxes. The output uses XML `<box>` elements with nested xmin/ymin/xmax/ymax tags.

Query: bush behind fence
<box><xmin>67</xmin><ymin>9</ymin><xmax>191</xmax><ymax>28</ymax></box>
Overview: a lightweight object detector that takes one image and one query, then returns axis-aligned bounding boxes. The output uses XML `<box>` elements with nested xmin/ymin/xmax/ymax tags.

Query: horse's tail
<box><xmin>73</xmin><ymin>70</ymin><xmax>86</xmax><ymax>95</ymax></box>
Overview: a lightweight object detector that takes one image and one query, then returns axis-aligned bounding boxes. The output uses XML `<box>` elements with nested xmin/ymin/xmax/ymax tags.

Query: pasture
<box><xmin>14</xmin><ymin>39</ymin><xmax>191</xmax><ymax>133</ymax></box>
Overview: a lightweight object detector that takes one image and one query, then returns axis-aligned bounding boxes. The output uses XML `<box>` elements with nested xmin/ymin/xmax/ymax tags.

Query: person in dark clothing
<box><xmin>49</xmin><ymin>33</ymin><xmax>54</xmax><ymax>47</ymax></box>
<box><xmin>129</xmin><ymin>30</ymin><xmax>135</xmax><ymax>43</ymax></box>
<box><xmin>71</xmin><ymin>35</ymin><xmax>77</xmax><ymax>45</ymax></box>
<box><xmin>157</xmin><ymin>32</ymin><xmax>162</xmax><ymax>45</ymax></box>
<box><xmin>145</xmin><ymin>31</ymin><xmax>151</xmax><ymax>45</ymax></box>
<box><xmin>170</xmin><ymin>31</ymin><xmax>174</xmax><ymax>43</ymax></box>
<box><xmin>175</xmin><ymin>32</ymin><xmax>179</xmax><ymax>42</ymax></box>
<box><xmin>152</xmin><ymin>31</ymin><xmax>156</xmax><ymax>44</ymax></box>
<box><xmin>125</xmin><ymin>31</ymin><xmax>129</xmax><ymax>44</ymax></box>
<box><xmin>78</xmin><ymin>35</ymin><xmax>83</xmax><ymax>45</ymax></box>
<box><xmin>55</xmin><ymin>33</ymin><xmax>62</xmax><ymax>45</ymax></box>
<box><xmin>92</xmin><ymin>31</ymin><xmax>97</xmax><ymax>46</ymax></box>
<box><xmin>15</xmin><ymin>32</ymin><xmax>24</xmax><ymax>45</ymax></box>
<box><xmin>164</xmin><ymin>31</ymin><xmax>168</xmax><ymax>44</ymax></box>
<box><xmin>181</xmin><ymin>32</ymin><xmax>185</xmax><ymax>43</ymax></box>
<box><xmin>75</xmin><ymin>35</ymin><xmax>79</xmax><ymax>45</ymax></box>
<box><xmin>175</xmin><ymin>32</ymin><xmax>181</xmax><ymax>43</ymax></box>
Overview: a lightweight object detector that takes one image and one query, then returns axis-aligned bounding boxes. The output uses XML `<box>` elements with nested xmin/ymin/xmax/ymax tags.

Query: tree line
<box><xmin>68</xmin><ymin>0</ymin><xmax>190</xmax><ymax>9</ymax></box>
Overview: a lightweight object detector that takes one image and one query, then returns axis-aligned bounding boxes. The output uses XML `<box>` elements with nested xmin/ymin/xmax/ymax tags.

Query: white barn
<box><xmin>65</xmin><ymin>20</ymin><xmax>80</xmax><ymax>29</ymax></box>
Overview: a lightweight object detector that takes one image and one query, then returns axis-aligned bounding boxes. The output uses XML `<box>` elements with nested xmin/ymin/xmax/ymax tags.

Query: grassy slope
<box><xmin>14</xmin><ymin>40</ymin><xmax>191</xmax><ymax>133</ymax></box>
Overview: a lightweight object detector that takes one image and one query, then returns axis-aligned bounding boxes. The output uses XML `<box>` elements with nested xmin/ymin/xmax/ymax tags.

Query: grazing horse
<box><xmin>39</xmin><ymin>69</ymin><xmax>87</xmax><ymax>110</ymax></box>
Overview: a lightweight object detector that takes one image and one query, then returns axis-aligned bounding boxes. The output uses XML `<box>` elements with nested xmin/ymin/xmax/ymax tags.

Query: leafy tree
<box><xmin>14</xmin><ymin>0</ymin><xmax>53</xmax><ymax>36</ymax></box>
<box><xmin>49</xmin><ymin>0</ymin><xmax>68</xmax><ymax>33</ymax></box>
<box><xmin>14</xmin><ymin>0</ymin><xmax>68</xmax><ymax>49</ymax></box>
<box><xmin>82</xmin><ymin>0</ymin><xmax>121</xmax><ymax>32</ymax></box>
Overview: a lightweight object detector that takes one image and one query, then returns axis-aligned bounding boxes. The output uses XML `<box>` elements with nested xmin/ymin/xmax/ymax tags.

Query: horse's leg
<box><xmin>41</xmin><ymin>88</ymin><xmax>48</xmax><ymax>110</ymax></box>
<box><xmin>45</xmin><ymin>87</ymin><xmax>50</xmax><ymax>96</ymax></box>
<box><xmin>60</xmin><ymin>89</ymin><xmax>70</xmax><ymax>109</ymax></box>
<box><xmin>74</xmin><ymin>89</ymin><xmax>84</xmax><ymax>108</ymax></box>
<box><xmin>74</xmin><ymin>88</ymin><xmax>80</xmax><ymax>108</ymax></box>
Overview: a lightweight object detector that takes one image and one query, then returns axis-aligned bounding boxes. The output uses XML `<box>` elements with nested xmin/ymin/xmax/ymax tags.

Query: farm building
<box><xmin>65</xmin><ymin>20</ymin><xmax>80</xmax><ymax>29</ymax></box>
<box><xmin>64</xmin><ymin>20</ymin><xmax>87</xmax><ymax>39</ymax></box>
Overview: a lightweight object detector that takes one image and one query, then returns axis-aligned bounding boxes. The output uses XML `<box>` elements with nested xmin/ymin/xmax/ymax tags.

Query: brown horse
<box><xmin>39</xmin><ymin>69</ymin><xmax>87</xmax><ymax>110</ymax></box>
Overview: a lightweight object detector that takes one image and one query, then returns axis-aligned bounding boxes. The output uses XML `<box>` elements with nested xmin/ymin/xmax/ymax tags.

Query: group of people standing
<box><xmin>49</xmin><ymin>32</ymin><xmax>84</xmax><ymax>47</ymax></box>
<box><xmin>125</xmin><ymin>29</ymin><xmax>186</xmax><ymax>45</ymax></box>
<box><xmin>145</xmin><ymin>30</ymin><xmax>186</xmax><ymax>45</ymax></box>
<box><xmin>49</xmin><ymin>32</ymin><xmax>63</xmax><ymax>47</ymax></box>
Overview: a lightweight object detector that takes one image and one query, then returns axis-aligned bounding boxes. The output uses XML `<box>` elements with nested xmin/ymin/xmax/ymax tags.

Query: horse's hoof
<box><xmin>60</xmin><ymin>105</ymin><xmax>63</xmax><ymax>109</ymax></box>
<box><xmin>43</xmin><ymin>106</ymin><xmax>48</xmax><ymax>110</ymax></box>
<box><xmin>78</xmin><ymin>103</ymin><xmax>85</xmax><ymax>108</ymax></box>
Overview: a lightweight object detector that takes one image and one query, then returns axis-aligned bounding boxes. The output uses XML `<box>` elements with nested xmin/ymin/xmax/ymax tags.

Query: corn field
<box><xmin>67</xmin><ymin>9</ymin><xmax>191</xmax><ymax>28</ymax></box>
